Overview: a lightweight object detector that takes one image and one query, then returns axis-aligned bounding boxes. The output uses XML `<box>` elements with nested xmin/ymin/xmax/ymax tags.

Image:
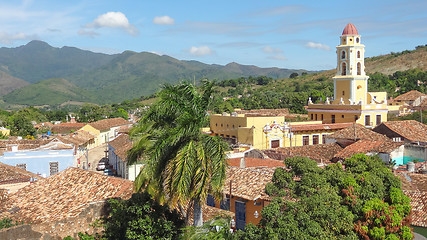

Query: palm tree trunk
<box><xmin>193</xmin><ymin>198</ymin><xmax>203</xmax><ymax>227</ymax></box>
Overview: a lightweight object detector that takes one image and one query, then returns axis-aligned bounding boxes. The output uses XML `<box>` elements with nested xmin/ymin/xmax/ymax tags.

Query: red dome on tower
<box><xmin>342</xmin><ymin>23</ymin><xmax>359</xmax><ymax>35</ymax></box>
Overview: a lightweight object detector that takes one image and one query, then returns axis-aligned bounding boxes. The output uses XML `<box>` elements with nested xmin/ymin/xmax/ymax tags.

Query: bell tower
<box><xmin>333</xmin><ymin>23</ymin><xmax>368</xmax><ymax>105</ymax></box>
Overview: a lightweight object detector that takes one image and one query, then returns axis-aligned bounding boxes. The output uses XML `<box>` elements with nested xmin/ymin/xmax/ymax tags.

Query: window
<box><xmin>221</xmin><ymin>124</ymin><xmax>223</xmax><ymax>127</ymax></box>
<box><xmin>49</xmin><ymin>162</ymin><xmax>59</xmax><ymax>176</ymax></box>
<box><xmin>393</xmin><ymin>137</ymin><xmax>402</xmax><ymax>142</ymax></box>
<box><xmin>342</xmin><ymin>91</ymin><xmax>345</xmax><ymax>96</ymax></box>
<box><xmin>312</xmin><ymin>135</ymin><xmax>319</xmax><ymax>145</ymax></box>
<box><xmin>342</xmin><ymin>63</ymin><xmax>346</xmax><ymax>75</ymax></box>
<box><xmin>357</xmin><ymin>51</ymin><xmax>361</xmax><ymax>58</ymax></box>
<box><xmin>376</xmin><ymin>115</ymin><xmax>382</xmax><ymax>125</ymax></box>
<box><xmin>271</xmin><ymin>140</ymin><xmax>280</xmax><ymax>148</ymax></box>
<box><xmin>227</xmin><ymin>124</ymin><xmax>229</xmax><ymax>128</ymax></box>
<box><xmin>303</xmin><ymin>136</ymin><xmax>309</xmax><ymax>146</ymax></box>
<box><xmin>321</xmin><ymin>114</ymin><xmax>324</xmax><ymax>121</ymax></box>
<box><xmin>220</xmin><ymin>197</ymin><xmax>230</xmax><ymax>210</ymax></box>
<box><xmin>365</xmin><ymin>115</ymin><xmax>371</xmax><ymax>126</ymax></box>
<box><xmin>215</xmin><ymin>123</ymin><xmax>217</xmax><ymax>127</ymax></box>
<box><xmin>232</xmin><ymin>125</ymin><xmax>235</xmax><ymax>128</ymax></box>
<box><xmin>311</xmin><ymin>114</ymin><xmax>313</xmax><ymax>120</ymax></box>
<box><xmin>322</xmin><ymin>135</ymin><xmax>327</xmax><ymax>144</ymax></box>
<box><xmin>16</xmin><ymin>163</ymin><xmax>27</xmax><ymax>171</ymax></box>
<box><xmin>207</xmin><ymin>194</ymin><xmax>215</xmax><ymax>207</ymax></box>
<box><xmin>357</xmin><ymin>62</ymin><xmax>361</xmax><ymax>75</ymax></box>
<box><xmin>332</xmin><ymin>115</ymin><xmax>336</xmax><ymax>123</ymax></box>
<box><xmin>355</xmin><ymin>115</ymin><xmax>358</xmax><ymax>121</ymax></box>
<box><xmin>342</xmin><ymin>115</ymin><xmax>344</xmax><ymax>118</ymax></box>
<box><xmin>341</xmin><ymin>51</ymin><xmax>345</xmax><ymax>59</ymax></box>
<box><xmin>356</xmin><ymin>37</ymin><xmax>360</xmax><ymax>43</ymax></box>
<box><xmin>226</xmin><ymin>135</ymin><xmax>230</xmax><ymax>138</ymax></box>
<box><xmin>315</xmin><ymin>114</ymin><xmax>317</xmax><ymax>120</ymax></box>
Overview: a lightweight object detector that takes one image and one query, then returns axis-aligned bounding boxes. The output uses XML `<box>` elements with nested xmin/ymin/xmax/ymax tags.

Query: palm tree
<box><xmin>128</xmin><ymin>80</ymin><xmax>228</xmax><ymax>226</ymax></box>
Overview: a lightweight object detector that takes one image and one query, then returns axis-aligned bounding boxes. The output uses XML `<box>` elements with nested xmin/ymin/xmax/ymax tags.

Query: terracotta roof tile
<box><xmin>378</xmin><ymin>120</ymin><xmax>427</xmax><ymax>142</ymax></box>
<box><xmin>333</xmin><ymin>140</ymin><xmax>403</xmax><ymax>159</ymax></box>
<box><xmin>263</xmin><ymin>143</ymin><xmax>343</xmax><ymax>164</ymax></box>
<box><xmin>393</xmin><ymin>90</ymin><xmax>426</xmax><ymax>101</ymax></box>
<box><xmin>395</xmin><ymin>172</ymin><xmax>427</xmax><ymax>227</ymax></box>
<box><xmin>57</xmin><ymin>130</ymin><xmax>95</xmax><ymax>146</ymax></box>
<box><xmin>224</xmin><ymin>167</ymin><xmax>276</xmax><ymax>201</ymax></box>
<box><xmin>0</xmin><ymin>139</ymin><xmax>53</xmax><ymax>151</ymax></box>
<box><xmin>0</xmin><ymin>162</ymin><xmax>43</xmax><ymax>184</ymax></box>
<box><xmin>327</xmin><ymin>123</ymin><xmax>390</xmax><ymax>141</ymax></box>
<box><xmin>0</xmin><ymin>167</ymin><xmax>134</xmax><ymax>224</ymax></box>
<box><xmin>227</xmin><ymin>157</ymin><xmax>285</xmax><ymax>168</ymax></box>
<box><xmin>89</xmin><ymin>118</ymin><xmax>130</xmax><ymax>131</ymax></box>
<box><xmin>51</xmin><ymin>123</ymin><xmax>86</xmax><ymax>134</ymax></box>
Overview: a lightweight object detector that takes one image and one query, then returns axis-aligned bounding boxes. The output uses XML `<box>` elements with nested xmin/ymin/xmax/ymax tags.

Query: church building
<box><xmin>307</xmin><ymin>23</ymin><xmax>388</xmax><ymax>127</ymax></box>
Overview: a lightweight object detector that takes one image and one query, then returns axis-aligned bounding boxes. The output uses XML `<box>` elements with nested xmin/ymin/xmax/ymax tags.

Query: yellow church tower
<box><xmin>307</xmin><ymin>23</ymin><xmax>388</xmax><ymax>127</ymax></box>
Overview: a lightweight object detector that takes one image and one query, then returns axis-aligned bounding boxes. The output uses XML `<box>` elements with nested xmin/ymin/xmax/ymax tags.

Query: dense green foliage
<box><xmin>0</xmin><ymin>218</ymin><xmax>22</xmax><ymax>230</ymax></box>
<box><xmin>234</xmin><ymin>154</ymin><xmax>412</xmax><ymax>240</ymax></box>
<box><xmin>102</xmin><ymin>192</ymin><xmax>185</xmax><ymax>240</ymax></box>
<box><xmin>368</xmin><ymin>69</ymin><xmax>426</xmax><ymax>98</ymax></box>
<box><xmin>129</xmin><ymin>81</ymin><xmax>229</xmax><ymax>226</ymax></box>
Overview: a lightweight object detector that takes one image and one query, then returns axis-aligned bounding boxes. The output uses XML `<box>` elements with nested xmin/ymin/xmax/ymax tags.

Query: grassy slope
<box><xmin>2</xmin><ymin>78</ymin><xmax>95</xmax><ymax>106</ymax></box>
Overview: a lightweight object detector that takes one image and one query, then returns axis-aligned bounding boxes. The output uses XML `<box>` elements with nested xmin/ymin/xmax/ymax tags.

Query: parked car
<box><xmin>96</xmin><ymin>159</ymin><xmax>108</xmax><ymax>171</ymax></box>
<box><xmin>104</xmin><ymin>168</ymin><xmax>114</xmax><ymax>176</ymax></box>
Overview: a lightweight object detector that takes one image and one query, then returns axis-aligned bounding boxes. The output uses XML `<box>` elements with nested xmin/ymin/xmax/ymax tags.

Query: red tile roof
<box><xmin>290</xmin><ymin>122</ymin><xmax>353</xmax><ymax>132</ymax></box>
<box><xmin>51</xmin><ymin>123</ymin><xmax>86</xmax><ymax>134</ymax></box>
<box><xmin>89</xmin><ymin>117</ymin><xmax>130</xmax><ymax>131</ymax></box>
<box><xmin>334</xmin><ymin>140</ymin><xmax>403</xmax><ymax>159</ymax></box>
<box><xmin>227</xmin><ymin>157</ymin><xmax>285</xmax><ymax>168</ymax></box>
<box><xmin>109</xmin><ymin>134</ymin><xmax>133</xmax><ymax>161</ymax></box>
<box><xmin>263</xmin><ymin>143</ymin><xmax>343</xmax><ymax>164</ymax></box>
<box><xmin>0</xmin><ymin>162</ymin><xmax>43</xmax><ymax>184</ymax></box>
<box><xmin>0</xmin><ymin>167</ymin><xmax>134</xmax><ymax>224</ymax></box>
<box><xmin>395</xmin><ymin>172</ymin><xmax>427</xmax><ymax>227</ymax></box>
<box><xmin>377</xmin><ymin>120</ymin><xmax>427</xmax><ymax>142</ymax></box>
<box><xmin>224</xmin><ymin>167</ymin><xmax>276</xmax><ymax>201</ymax></box>
<box><xmin>393</xmin><ymin>90</ymin><xmax>426</xmax><ymax>101</ymax></box>
<box><xmin>327</xmin><ymin>123</ymin><xmax>390</xmax><ymax>141</ymax></box>
<box><xmin>57</xmin><ymin>130</ymin><xmax>95</xmax><ymax>146</ymax></box>
<box><xmin>0</xmin><ymin>139</ymin><xmax>53</xmax><ymax>151</ymax></box>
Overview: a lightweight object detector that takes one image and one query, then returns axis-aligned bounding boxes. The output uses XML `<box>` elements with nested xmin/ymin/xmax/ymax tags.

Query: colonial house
<box><xmin>333</xmin><ymin>140</ymin><xmax>405</xmax><ymax>164</ymax></box>
<box><xmin>306</xmin><ymin>23</ymin><xmax>388</xmax><ymax>127</ymax></box>
<box><xmin>80</xmin><ymin>117</ymin><xmax>131</xmax><ymax>147</ymax></box>
<box><xmin>108</xmin><ymin>134</ymin><xmax>143</xmax><ymax>181</ymax></box>
<box><xmin>57</xmin><ymin>130</ymin><xmax>96</xmax><ymax>169</ymax></box>
<box><xmin>51</xmin><ymin>122</ymin><xmax>86</xmax><ymax>134</ymax></box>
<box><xmin>387</xmin><ymin>90</ymin><xmax>426</xmax><ymax>116</ymax></box>
<box><xmin>325</xmin><ymin>123</ymin><xmax>391</xmax><ymax>147</ymax></box>
<box><xmin>0</xmin><ymin>138</ymin><xmax>75</xmax><ymax>177</ymax></box>
<box><xmin>373</xmin><ymin>120</ymin><xmax>427</xmax><ymax>163</ymax></box>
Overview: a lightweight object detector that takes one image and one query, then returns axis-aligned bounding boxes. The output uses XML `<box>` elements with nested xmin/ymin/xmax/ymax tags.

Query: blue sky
<box><xmin>0</xmin><ymin>0</ymin><xmax>426</xmax><ymax>71</ymax></box>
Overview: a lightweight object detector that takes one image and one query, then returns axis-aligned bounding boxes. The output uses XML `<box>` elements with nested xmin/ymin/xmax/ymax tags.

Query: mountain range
<box><xmin>0</xmin><ymin>41</ymin><xmax>311</xmax><ymax>107</ymax></box>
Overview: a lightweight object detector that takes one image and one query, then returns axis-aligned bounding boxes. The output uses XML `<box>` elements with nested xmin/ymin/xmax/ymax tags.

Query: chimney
<box><xmin>240</xmin><ymin>157</ymin><xmax>245</xmax><ymax>168</ymax></box>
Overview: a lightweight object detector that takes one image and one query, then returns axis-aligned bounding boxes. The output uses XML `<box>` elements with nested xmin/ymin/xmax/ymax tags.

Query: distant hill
<box><xmin>0</xmin><ymin>70</ymin><xmax>29</xmax><ymax>96</ymax></box>
<box><xmin>2</xmin><ymin>78</ymin><xmax>95</xmax><ymax>106</ymax></box>
<box><xmin>0</xmin><ymin>41</ymin><xmax>312</xmax><ymax>106</ymax></box>
<box><xmin>0</xmin><ymin>40</ymin><xmax>116</xmax><ymax>84</ymax></box>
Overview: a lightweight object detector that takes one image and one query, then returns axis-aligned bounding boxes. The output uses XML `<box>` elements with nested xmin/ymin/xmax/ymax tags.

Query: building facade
<box><xmin>307</xmin><ymin>23</ymin><xmax>388</xmax><ymax>127</ymax></box>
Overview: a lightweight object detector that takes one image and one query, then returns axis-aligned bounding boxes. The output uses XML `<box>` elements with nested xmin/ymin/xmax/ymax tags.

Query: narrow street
<box><xmin>80</xmin><ymin>143</ymin><xmax>108</xmax><ymax>173</ymax></box>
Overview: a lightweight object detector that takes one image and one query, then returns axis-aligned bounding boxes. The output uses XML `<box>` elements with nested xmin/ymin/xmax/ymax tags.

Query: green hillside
<box><xmin>0</xmin><ymin>40</ymin><xmax>116</xmax><ymax>83</ymax></box>
<box><xmin>2</xmin><ymin>78</ymin><xmax>95</xmax><ymax>106</ymax></box>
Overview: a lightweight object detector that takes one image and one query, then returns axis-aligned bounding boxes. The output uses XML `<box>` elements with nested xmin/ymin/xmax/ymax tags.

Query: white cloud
<box><xmin>262</xmin><ymin>46</ymin><xmax>283</xmax><ymax>54</ymax></box>
<box><xmin>189</xmin><ymin>46</ymin><xmax>213</xmax><ymax>56</ymax></box>
<box><xmin>85</xmin><ymin>12</ymin><xmax>138</xmax><ymax>36</ymax></box>
<box><xmin>269</xmin><ymin>54</ymin><xmax>287</xmax><ymax>61</ymax></box>
<box><xmin>153</xmin><ymin>16</ymin><xmax>174</xmax><ymax>25</ymax></box>
<box><xmin>0</xmin><ymin>32</ymin><xmax>36</xmax><ymax>44</ymax></box>
<box><xmin>305</xmin><ymin>41</ymin><xmax>331</xmax><ymax>51</ymax></box>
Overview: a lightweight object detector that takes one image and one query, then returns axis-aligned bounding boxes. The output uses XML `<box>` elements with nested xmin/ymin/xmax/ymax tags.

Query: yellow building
<box><xmin>307</xmin><ymin>23</ymin><xmax>388</xmax><ymax>127</ymax></box>
<box><xmin>210</xmin><ymin>112</ymin><xmax>353</xmax><ymax>150</ymax></box>
<box><xmin>0</xmin><ymin>127</ymin><xmax>10</xmax><ymax>137</ymax></box>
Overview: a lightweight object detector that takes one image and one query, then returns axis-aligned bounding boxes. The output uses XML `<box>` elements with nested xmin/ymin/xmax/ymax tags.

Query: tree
<box><xmin>128</xmin><ymin>80</ymin><xmax>229</xmax><ymax>227</ymax></box>
<box><xmin>289</xmin><ymin>72</ymin><xmax>299</xmax><ymax>78</ymax></box>
<box><xmin>237</xmin><ymin>154</ymin><xmax>413</xmax><ymax>239</ymax></box>
<box><xmin>102</xmin><ymin>192</ymin><xmax>184</xmax><ymax>240</ymax></box>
